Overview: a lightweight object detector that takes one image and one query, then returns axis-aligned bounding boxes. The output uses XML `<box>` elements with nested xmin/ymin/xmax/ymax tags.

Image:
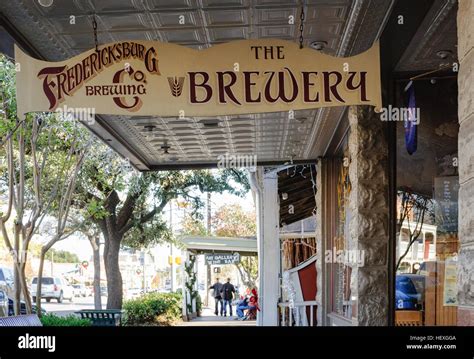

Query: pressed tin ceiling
<box><xmin>0</xmin><ymin>0</ymin><xmax>394</xmax><ymax>170</ymax></box>
<box><xmin>395</xmin><ymin>0</ymin><xmax>458</xmax><ymax>73</ymax></box>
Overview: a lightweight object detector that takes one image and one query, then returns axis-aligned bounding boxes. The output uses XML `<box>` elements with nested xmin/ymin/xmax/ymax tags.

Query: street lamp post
<box><xmin>50</xmin><ymin>251</ymin><xmax>54</xmax><ymax>276</ymax></box>
<box><xmin>143</xmin><ymin>251</ymin><xmax>146</xmax><ymax>293</ymax></box>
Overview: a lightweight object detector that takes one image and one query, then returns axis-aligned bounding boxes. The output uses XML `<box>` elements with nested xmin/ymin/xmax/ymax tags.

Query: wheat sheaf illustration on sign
<box><xmin>167</xmin><ymin>76</ymin><xmax>185</xmax><ymax>97</ymax></box>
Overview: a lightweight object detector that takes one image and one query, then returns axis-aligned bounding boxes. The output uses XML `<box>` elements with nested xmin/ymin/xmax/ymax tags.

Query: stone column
<box><xmin>347</xmin><ymin>105</ymin><xmax>389</xmax><ymax>326</ymax></box>
<box><xmin>457</xmin><ymin>0</ymin><xmax>474</xmax><ymax>326</ymax></box>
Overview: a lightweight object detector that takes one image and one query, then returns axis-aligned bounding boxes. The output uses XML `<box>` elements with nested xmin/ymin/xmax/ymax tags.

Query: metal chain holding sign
<box><xmin>299</xmin><ymin>2</ymin><xmax>305</xmax><ymax>49</ymax></box>
<box><xmin>92</xmin><ymin>15</ymin><xmax>99</xmax><ymax>53</ymax></box>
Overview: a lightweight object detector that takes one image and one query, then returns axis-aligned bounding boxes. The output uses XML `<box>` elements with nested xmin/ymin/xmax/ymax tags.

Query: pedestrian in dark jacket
<box><xmin>220</xmin><ymin>278</ymin><xmax>235</xmax><ymax>316</ymax></box>
<box><xmin>209</xmin><ymin>278</ymin><xmax>223</xmax><ymax>316</ymax></box>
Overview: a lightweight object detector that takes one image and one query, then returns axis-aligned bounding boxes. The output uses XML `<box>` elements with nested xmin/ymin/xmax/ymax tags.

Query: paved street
<box><xmin>41</xmin><ymin>296</ymin><xmax>106</xmax><ymax>317</ymax></box>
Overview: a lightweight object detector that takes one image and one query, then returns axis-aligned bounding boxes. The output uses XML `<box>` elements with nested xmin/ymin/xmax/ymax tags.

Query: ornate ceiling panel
<box><xmin>1</xmin><ymin>0</ymin><xmax>393</xmax><ymax>170</ymax></box>
<box><xmin>395</xmin><ymin>0</ymin><xmax>458</xmax><ymax>73</ymax></box>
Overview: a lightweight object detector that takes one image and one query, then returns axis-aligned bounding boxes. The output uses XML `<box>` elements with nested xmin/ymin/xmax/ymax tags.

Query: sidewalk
<box><xmin>179</xmin><ymin>307</ymin><xmax>256</xmax><ymax>327</ymax></box>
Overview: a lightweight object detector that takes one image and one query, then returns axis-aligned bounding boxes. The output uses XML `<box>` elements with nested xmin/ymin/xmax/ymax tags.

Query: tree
<box><xmin>180</xmin><ymin>203</ymin><xmax>258</xmax><ymax>289</ymax></box>
<box><xmin>76</xmin><ymin>147</ymin><xmax>250</xmax><ymax>309</ymax></box>
<box><xmin>34</xmin><ymin>139</ymin><xmax>88</xmax><ymax>313</ymax></box>
<box><xmin>213</xmin><ymin>203</ymin><xmax>256</xmax><ymax>237</ymax></box>
<box><xmin>235</xmin><ymin>256</ymin><xmax>258</xmax><ymax>289</ymax></box>
<box><xmin>84</xmin><ymin>225</ymin><xmax>102</xmax><ymax>310</ymax></box>
<box><xmin>181</xmin><ymin>212</ymin><xmax>207</xmax><ymax>236</ymax></box>
<box><xmin>396</xmin><ymin>188</ymin><xmax>433</xmax><ymax>271</ymax></box>
<box><xmin>212</xmin><ymin>204</ymin><xmax>258</xmax><ymax>289</ymax></box>
<box><xmin>69</xmin><ymin>217</ymin><xmax>103</xmax><ymax>310</ymax></box>
<box><xmin>0</xmin><ymin>54</ymin><xmax>89</xmax><ymax>313</ymax></box>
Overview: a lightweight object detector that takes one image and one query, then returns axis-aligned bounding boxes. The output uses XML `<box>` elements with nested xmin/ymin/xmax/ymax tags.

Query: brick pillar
<box><xmin>457</xmin><ymin>0</ymin><xmax>474</xmax><ymax>326</ymax></box>
<box><xmin>348</xmin><ymin>106</ymin><xmax>389</xmax><ymax>325</ymax></box>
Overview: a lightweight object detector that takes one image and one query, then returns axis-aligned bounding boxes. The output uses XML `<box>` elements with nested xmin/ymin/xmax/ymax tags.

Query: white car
<box><xmin>0</xmin><ymin>267</ymin><xmax>14</xmax><ymax>299</ymax></box>
<box><xmin>31</xmin><ymin>277</ymin><xmax>74</xmax><ymax>303</ymax></box>
<box><xmin>72</xmin><ymin>284</ymin><xmax>89</xmax><ymax>297</ymax></box>
<box><xmin>84</xmin><ymin>286</ymin><xmax>93</xmax><ymax>297</ymax></box>
<box><xmin>0</xmin><ymin>290</ymin><xmax>8</xmax><ymax>317</ymax></box>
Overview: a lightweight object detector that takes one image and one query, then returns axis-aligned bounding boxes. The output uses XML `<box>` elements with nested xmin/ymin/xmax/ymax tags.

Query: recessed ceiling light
<box><xmin>436</xmin><ymin>50</ymin><xmax>452</xmax><ymax>59</ymax></box>
<box><xmin>38</xmin><ymin>0</ymin><xmax>54</xmax><ymax>7</ymax></box>
<box><xmin>144</xmin><ymin>125</ymin><xmax>156</xmax><ymax>132</ymax></box>
<box><xmin>161</xmin><ymin>142</ymin><xmax>171</xmax><ymax>154</ymax></box>
<box><xmin>200</xmin><ymin>119</ymin><xmax>220</xmax><ymax>128</ymax></box>
<box><xmin>310</xmin><ymin>41</ymin><xmax>327</xmax><ymax>51</ymax></box>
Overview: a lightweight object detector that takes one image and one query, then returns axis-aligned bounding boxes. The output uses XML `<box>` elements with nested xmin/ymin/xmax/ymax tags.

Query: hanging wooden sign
<box><xmin>15</xmin><ymin>39</ymin><xmax>382</xmax><ymax>117</ymax></box>
<box><xmin>205</xmin><ymin>253</ymin><xmax>240</xmax><ymax>265</ymax></box>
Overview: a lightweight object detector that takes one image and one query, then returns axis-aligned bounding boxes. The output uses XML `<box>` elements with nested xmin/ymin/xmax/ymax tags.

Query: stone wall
<box><xmin>457</xmin><ymin>0</ymin><xmax>474</xmax><ymax>326</ymax></box>
<box><xmin>347</xmin><ymin>106</ymin><xmax>389</xmax><ymax>326</ymax></box>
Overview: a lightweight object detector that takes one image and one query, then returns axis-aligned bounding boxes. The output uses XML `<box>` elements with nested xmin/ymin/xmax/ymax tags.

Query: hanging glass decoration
<box><xmin>404</xmin><ymin>83</ymin><xmax>418</xmax><ymax>155</ymax></box>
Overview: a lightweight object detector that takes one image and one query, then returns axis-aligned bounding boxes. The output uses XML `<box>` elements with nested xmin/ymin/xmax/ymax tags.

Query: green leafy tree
<box><xmin>45</xmin><ymin>249</ymin><xmax>79</xmax><ymax>263</ymax></box>
<box><xmin>0</xmin><ymin>54</ymin><xmax>89</xmax><ymax>313</ymax></box>
<box><xmin>75</xmin><ymin>146</ymin><xmax>250</xmax><ymax>309</ymax></box>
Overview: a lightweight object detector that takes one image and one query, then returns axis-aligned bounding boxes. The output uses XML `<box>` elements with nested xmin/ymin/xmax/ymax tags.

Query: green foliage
<box><xmin>122</xmin><ymin>215</ymin><xmax>172</xmax><ymax>250</ymax></box>
<box><xmin>184</xmin><ymin>255</ymin><xmax>198</xmax><ymax>314</ymax></box>
<box><xmin>121</xmin><ymin>169</ymin><xmax>249</xmax><ymax>250</ymax></box>
<box><xmin>196</xmin><ymin>293</ymin><xmax>202</xmax><ymax>314</ymax></box>
<box><xmin>0</xmin><ymin>54</ymin><xmax>90</xmax><ymax>216</ymax></box>
<box><xmin>0</xmin><ymin>55</ymin><xmax>18</xmax><ymax>135</ymax></box>
<box><xmin>44</xmin><ymin>249</ymin><xmax>79</xmax><ymax>263</ymax></box>
<box><xmin>86</xmin><ymin>198</ymin><xmax>109</xmax><ymax>220</ymax></box>
<box><xmin>122</xmin><ymin>292</ymin><xmax>182</xmax><ymax>326</ymax></box>
<box><xmin>75</xmin><ymin>139</ymin><xmax>251</xmax><ymax>251</ymax></box>
<box><xmin>40</xmin><ymin>314</ymin><xmax>91</xmax><ymax>327</ymax></box>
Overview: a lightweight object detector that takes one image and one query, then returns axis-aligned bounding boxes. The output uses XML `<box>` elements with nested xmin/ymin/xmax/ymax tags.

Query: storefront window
<box><xmin>395</xmin><ymin>78</ymin><xmax>459</xmax><ymax>326</ymax></box>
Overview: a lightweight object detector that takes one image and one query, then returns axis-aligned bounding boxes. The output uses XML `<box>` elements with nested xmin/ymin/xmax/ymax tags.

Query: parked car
<box><xmin>31</xmin><ymin>276</ymin><xmax>74</xmax><ymax>303</ymax></box>
<box><xmin>72</xmin><ymin>284</ymin><xmax>87</xmax><ymax>297</ymax></box>
<box><xmin>0</xmin><ymin>267</ymin><xmax>15</xmax><ymax>299</ymax></box>
<box><xmin>8</xmin><ymin>297</ymin><xmax>46</xmax><ymax>316</ymax></box>
<box><xmin>0</xmin><ymin>290</ymin><xmax>8</xmax><ymax>317</ymax></box>
<box><xmin>395</xmin><ymin>275</ymin><xmax>423</xmax><ymax>310</ymax></box>
<box><xmin>84</xmin><ymin>286</ymin><xmax>93</xmax><ymax>297</ymax></box>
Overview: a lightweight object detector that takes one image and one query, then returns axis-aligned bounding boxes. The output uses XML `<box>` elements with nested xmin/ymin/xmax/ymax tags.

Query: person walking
<box><xmin>221</xmin><ymin>278</ymin><xmax>235</xmax><ymax>317</ymax></box>
<box><xmin>209</xmin><ymin>278</ymin><xmax>223</xmax><ymax>316</ymax></box>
